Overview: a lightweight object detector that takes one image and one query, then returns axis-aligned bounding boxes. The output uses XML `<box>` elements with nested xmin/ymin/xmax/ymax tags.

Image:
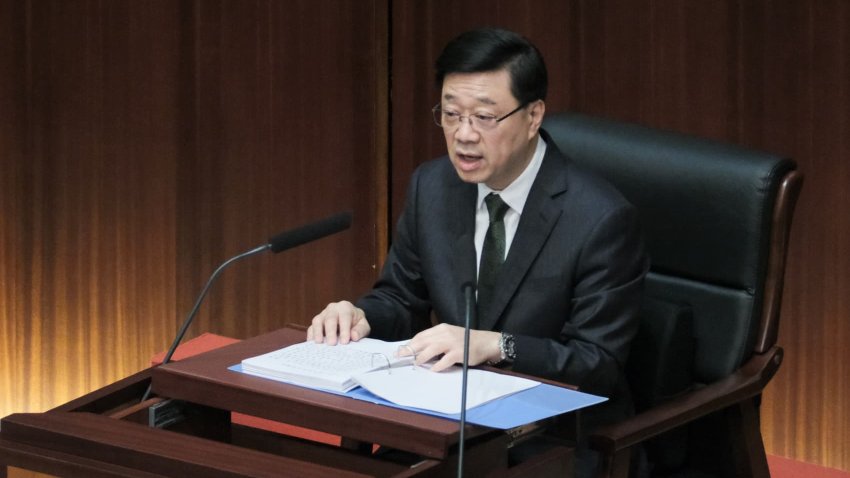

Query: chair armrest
<box><xmin>589</xmin><ymin>345</ymin><xmax>783</xmax><ymax>456</ymax></box>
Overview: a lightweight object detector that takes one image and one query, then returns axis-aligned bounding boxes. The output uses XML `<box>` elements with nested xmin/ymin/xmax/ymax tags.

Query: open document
<box><xmin>240</xmin><ymin>338</ymin><xmax>538</xmax><ymax>410</ymax></box>
<box><xmin>241</xmin><ymin>338</ymin><xmax>413</xmax><ymax>393</ymax></box>
<box><xmin>238</xmin><ymin>338</ymin><xmax>607</xmax><ymax>425</ymax></box>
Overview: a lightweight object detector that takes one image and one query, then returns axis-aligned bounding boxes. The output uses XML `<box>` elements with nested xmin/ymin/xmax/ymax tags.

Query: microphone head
<box><xmin>268</xmin><ymin>211</ymin><xmax>353</xmax><ymax>253</ymax></box>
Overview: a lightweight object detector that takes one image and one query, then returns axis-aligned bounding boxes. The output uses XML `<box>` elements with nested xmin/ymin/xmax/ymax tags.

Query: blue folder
<box><xmin>229</xmin><ymin>364</ymin><xmax>606</xmax><ymax>430</ymax></box>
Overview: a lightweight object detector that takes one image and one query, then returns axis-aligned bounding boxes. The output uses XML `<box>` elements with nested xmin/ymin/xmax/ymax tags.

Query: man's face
<box><xmin>439</xmin><ymin>69</ymin><xmax>543</xmax><ymax>190</ymax></box>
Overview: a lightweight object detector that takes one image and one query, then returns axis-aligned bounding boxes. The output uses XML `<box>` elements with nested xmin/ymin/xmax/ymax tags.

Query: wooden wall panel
<box><xmin>0</xmin><ymin>0</ymin><xmax>386</xmax><ymax>426</ymax></box>
<box><xmin>390</xmin><ymin>0</ymin><xmax>849</xmax><ymax>471</ymax></box>
<box><xmin>1</xmin><ymin>0</ymin><xmax>182</xmax><ymax>419</ymax></box>
<box><xmin>0</xmin><ymin>0</ymin><xmax>28</xmax><ymax>420</ymax></box>
<box><xmin>744</xmin><ymin>1</ymin><xmax>850</xmax><ymax>469</ymax></box>
<box><xmin>174</xmin><ymin>0</ymin><xmax>386</xmax><ymax>341</ymax></box>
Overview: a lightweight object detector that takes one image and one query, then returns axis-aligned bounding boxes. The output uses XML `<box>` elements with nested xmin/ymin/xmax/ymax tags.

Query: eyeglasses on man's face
<box><xmin>432</xmin><ymin>102</ymin><xmax>527</xmax><ymax>131</ymax></box>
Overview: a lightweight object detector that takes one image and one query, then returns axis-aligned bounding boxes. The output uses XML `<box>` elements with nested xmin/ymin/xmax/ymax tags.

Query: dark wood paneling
<box><xmin>175</xmin><ymin>0</ymin><xmax>385</xmax><ymax>340</ymax></box>
<box><xmin>0</xmin><ymin>0</ymin><xmax>386</xmax><ymax>427</ymax></box>
<box><xmin>0</xmin><ymin>0</ymin><xmax>28</xmax><ymax>425</ymax></box>
<box><xmin>390</xmin><ymin>0</ymin><xmax>850</xmax><ymax>471</ymax></box>
<box><xmin>743</xmin><ymin>1</ymin><xmax>850</xmax><ymax>469</ymax></box>
<box><xmin>0</xmin><ymin>0</ymin><xmax>183</xmax><ymax>420</ymax></box>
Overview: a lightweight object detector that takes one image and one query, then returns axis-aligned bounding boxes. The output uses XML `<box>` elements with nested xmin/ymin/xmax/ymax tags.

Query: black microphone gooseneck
<box><xmin>140</xmin><ymin>211</ymin><xmax>353</xmax><ymax>403</ymax></box>
<box><xmin>458</xmin><ymin>282</ymin><xmax>476</xmax><ymax>478</ymax></box>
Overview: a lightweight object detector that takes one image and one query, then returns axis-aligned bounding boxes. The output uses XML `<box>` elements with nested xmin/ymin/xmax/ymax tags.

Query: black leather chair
<box><xmin>542</xmin><ymin>113</ymin><xmax>803</xmax><ymax>478</ymax></box>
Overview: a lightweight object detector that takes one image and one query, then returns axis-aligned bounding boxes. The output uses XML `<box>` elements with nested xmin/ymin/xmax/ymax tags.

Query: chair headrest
<box><xmin>542</xmin><ymin>112</ymin><xmax>795</xmax><ymax>291</ymax></box>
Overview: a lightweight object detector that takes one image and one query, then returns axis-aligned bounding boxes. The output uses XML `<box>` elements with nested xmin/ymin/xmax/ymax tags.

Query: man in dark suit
<box><xmin>308</xmin><ymin>28</ymin><xmax>648</xmax><ymax>474</ymax></box>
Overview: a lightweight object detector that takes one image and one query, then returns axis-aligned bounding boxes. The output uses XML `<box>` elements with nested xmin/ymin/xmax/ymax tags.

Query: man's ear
<box><xmin>527</xmin><ymin>100</ymin><xmax>546</xmax><ymax>139</ymax></box>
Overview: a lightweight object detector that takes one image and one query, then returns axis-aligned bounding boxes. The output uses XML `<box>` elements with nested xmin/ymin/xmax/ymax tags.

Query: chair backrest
<box><xmin>542</xmin><ymin>113</ymin><xmax>800</xmax><ymax>394</ymax></box>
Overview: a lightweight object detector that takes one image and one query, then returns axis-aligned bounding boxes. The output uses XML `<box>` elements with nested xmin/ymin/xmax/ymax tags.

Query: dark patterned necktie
<box><xmin>477</xmin><ymin>193</ymin><xmax>510</xmax><ymax>324</ymax></box>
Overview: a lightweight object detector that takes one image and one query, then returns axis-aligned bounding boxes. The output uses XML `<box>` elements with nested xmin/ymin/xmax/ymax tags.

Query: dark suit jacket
<box><xmin>357</xmin><ymin>128</ymin><xmax>649</xmax><ymax>431</ymax></box>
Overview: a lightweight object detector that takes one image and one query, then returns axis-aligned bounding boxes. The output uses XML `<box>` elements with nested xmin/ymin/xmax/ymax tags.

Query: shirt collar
<box><xmin>477</xmin><ymin>136</ymin><xmax>547</xmax><ymax>214</ymax></box>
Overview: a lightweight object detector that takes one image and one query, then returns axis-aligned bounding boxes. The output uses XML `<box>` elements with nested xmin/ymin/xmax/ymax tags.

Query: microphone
<box><xmin>140</xmin><ymin>211</ymin><xmax>353</xmax><ymax>402</ymax></box>
<box><xmin>268</xmin><ymin>211</ymin><xmax>352</xmax><ymax>253</ymax></box>
<box><xmin>458</xmin><ymin>281</ymin><xmax>476</xmax><ymax>478</ymax></box>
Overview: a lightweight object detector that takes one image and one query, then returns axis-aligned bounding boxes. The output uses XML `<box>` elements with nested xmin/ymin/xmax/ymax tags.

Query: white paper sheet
<box><xmin>353</xmin><ymin>365</ymin><xmax>540</xmax><ymax>414</ymax></box>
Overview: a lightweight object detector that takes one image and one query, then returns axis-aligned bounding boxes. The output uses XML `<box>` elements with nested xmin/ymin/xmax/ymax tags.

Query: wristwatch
<box><xmin>497</xmin><ymin>332</ymin><xmax>516</xmax><ymax>365</ymax></box>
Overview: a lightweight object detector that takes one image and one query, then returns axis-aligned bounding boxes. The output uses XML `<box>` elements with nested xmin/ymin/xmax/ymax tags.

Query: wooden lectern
<box><xmin>0</xmin><ymin>326</ymin><xmax>574</xmax><ymax>477</ymax></box>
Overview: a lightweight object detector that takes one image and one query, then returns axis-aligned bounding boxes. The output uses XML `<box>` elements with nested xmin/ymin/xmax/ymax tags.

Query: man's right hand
<box><xmin>307</xmin><ymin>301</ymin><xmax>371</xmax><ymax>345</ymax></box>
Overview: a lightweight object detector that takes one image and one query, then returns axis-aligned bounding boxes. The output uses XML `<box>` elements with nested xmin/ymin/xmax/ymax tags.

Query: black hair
<box><xmin>435</xmin><ymin>28</ymin><xmax>548</xmax><ymax>104</ymax></box>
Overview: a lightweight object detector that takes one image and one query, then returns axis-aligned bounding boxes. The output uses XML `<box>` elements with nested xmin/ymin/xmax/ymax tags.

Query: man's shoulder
<box><xmin>539</xmin><ymin>142</ymin><xmax>634</xmax><ymax>212</ymax></box>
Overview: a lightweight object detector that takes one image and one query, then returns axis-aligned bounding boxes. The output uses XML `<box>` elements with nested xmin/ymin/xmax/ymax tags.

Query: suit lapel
<box><xmin>478</xmin><ymin>142</ymin><xmax>570</xmax><ymax>331</ymax></box>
